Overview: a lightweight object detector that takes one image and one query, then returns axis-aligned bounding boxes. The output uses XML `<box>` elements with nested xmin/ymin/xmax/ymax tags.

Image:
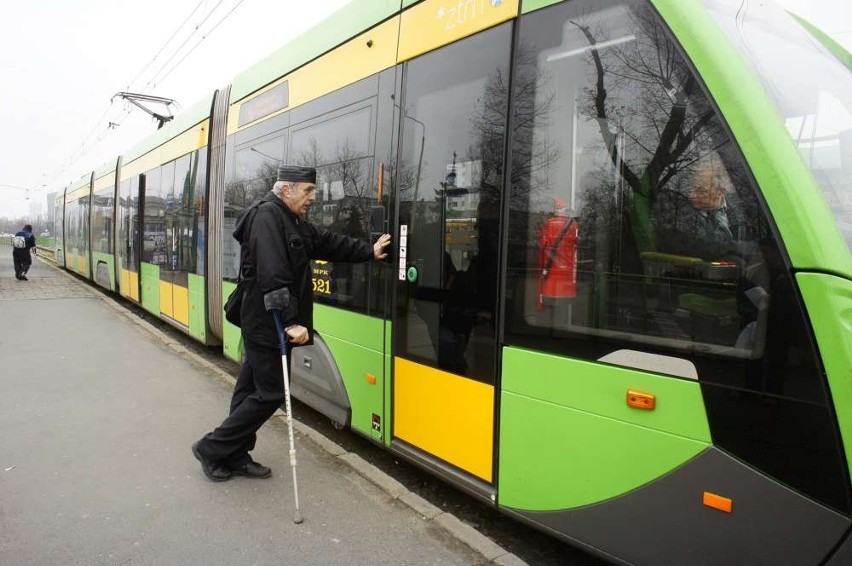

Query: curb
<box><xmin>44</xmin><ymin>258</ymin><xmax>528</xmax><ymax>565</ymax></box>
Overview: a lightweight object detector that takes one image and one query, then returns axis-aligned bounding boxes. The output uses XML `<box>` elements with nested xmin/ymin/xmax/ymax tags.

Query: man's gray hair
<box><xmin>272</xmin><ymin>180</ymin><xmax>287</xmax><ymax>197</ymax></box>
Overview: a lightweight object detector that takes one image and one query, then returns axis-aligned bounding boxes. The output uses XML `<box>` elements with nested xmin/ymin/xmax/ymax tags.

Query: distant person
<box><xmin>192</xmin><ymin>165</ymin><xmax>391</xmax><ymax>482</ymax></box>
<box><xmin>656</xmin><ymin>153</ymin><xmax>736</xmax><ymax>260</ymax></box>
<box><xmin>12</xmin><ymin>224</ymin><xmax>37</xmax><ymax>281</ymax></box>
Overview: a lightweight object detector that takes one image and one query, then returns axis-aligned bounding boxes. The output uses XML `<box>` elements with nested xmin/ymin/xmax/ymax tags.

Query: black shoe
<box><xmin>192</xmin><ymin>441</ymin><xmax>230</xmax><ymax>482</ymax></box>
<box><xmin>15</xmin><ymin>274</ymin><xmax>22</xmax><ymax>280</ymax></box>
<box><xmin>230</xmin><ymin>460</ymin><xmax>272</xmax><ymax>479</ymax></box>
<box><xmin>20</xmin><ymin>274</ymin><xmax>27</xmax><ymax>281</ymax></box>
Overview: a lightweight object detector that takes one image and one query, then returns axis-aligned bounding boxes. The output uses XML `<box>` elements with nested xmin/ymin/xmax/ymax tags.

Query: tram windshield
<box><xmin>705</xmin><ymin>0</ymin><xmax>852</xmax><ymax>253</ymax></box>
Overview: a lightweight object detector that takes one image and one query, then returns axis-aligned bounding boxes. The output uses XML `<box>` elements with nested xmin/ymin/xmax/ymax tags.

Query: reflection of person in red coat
<box><xmin>538</xmin><ymin>198</ymin><xmax>578</xmax><ymax>309</ymax></box>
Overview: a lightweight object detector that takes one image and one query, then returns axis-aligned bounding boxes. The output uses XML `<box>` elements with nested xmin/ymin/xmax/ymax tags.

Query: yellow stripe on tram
<box><xmin>398</xmin><ymin>0</ymin><xmax>518</xmax><ymax>62</ymax></box>
<box><xmin>159</xmin><ymin>280</ymin><xmax>173</xmax><ymax>318</ymax></box>
<box><xmin>394</xmin><ymin>357</ymin><xmax>494</xmax><ymax>482</ymax></box>
<box><xmin>172</xmin><ymin>285</ymin><xmax>189</xmax><ymax>326</ymax></box>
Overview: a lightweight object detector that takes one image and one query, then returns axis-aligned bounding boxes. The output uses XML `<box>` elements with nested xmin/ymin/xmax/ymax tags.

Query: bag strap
<box><xmin>541</xmin><ymin>218</ymin><xmax>576</xmax><ymax>278</ymax></box>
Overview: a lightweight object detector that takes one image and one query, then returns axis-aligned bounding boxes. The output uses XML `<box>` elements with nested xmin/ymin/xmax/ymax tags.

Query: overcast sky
<box><xmin>0</xmin><ymin>0</ymin><xmax>349</xmax><ymax>220</ymax></box>
<box><xmin>0</xmin><ymin>0</ymin><xmax>849</xmax><ymax>220</ymax></box>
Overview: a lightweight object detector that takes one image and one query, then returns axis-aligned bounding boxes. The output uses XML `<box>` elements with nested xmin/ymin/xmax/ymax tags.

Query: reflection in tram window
<box><xmin>118</xmin><ymin>176</ymin><xmax>141</xmax><ymax>278</ymax></box>
<box><xmin>142</xmin><ymin>151</ymin><xmax>205</xmax><ymax>289</ymax></box>
<box><xmin>504</xmin><ymin>2</ymin><xmax>798</xmax><ymax>378</ymax></box>
<box><xmin>395</xmin><ymin>23</ymin><xmax>511</xmax><ymax>384</ymax></box>
<box><xmin>290</xmin><ymin>100</ymin><xmax>381</xmax><ymax>315</ymax></box>
<box><xmin>91</xmin><ymin>185</ymin><xmax>114</xmax><ymax>255</ymax></box>
<box><xmin>223</xmin><ymin>134</ymin><xmax>285</xmax><ymax>280</ymax></box>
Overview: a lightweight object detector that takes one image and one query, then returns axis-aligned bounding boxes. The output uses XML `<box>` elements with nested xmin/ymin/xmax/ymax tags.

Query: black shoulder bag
<box><xmin>224</xmin><ymin>280</ymin><xmax>245</xmax><ymax>327</ymax></box>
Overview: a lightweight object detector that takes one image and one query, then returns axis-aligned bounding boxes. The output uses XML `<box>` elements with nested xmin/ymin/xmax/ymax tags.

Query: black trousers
<box><xmin>197</xmin><ymin>338</ymin><xmax>286</xmax><ymax>468</ymax></box>
<box><xmin>13</xmin><ymin>251</ymin><xmax>31</xmax><ymax>277</ymax></box>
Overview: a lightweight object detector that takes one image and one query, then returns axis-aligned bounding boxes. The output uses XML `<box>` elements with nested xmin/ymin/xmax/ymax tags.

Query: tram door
<box><xmin>392</xmin><ymin>23</ymin><xmax>511</xmax><ymax>484</ymax></box>
<box><xmin>117</xmin><ymin>174</ymin><xmax>142</xmax><ymax>302</ymax></box>
<box><xmin>163</xmin><ymin>154</ymin><xmax>193</xmax><ymax>327</ymax></box>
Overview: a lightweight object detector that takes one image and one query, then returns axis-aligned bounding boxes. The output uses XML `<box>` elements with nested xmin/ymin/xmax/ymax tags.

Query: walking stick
<box><xmin>272</xmin><ymin>311</ymin><xmax>304</xmax><ymax>524</ymax></box>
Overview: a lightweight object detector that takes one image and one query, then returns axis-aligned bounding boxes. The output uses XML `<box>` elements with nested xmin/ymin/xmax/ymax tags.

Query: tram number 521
<box><xmin>312</xmin><ymin>278</ymin><xmax>331</xmax><ymax>295</ymax></box>
<box><xmin>312</xmin><ymin>261</ymin><xmax>331</xmax><ymax>295</ymax></box>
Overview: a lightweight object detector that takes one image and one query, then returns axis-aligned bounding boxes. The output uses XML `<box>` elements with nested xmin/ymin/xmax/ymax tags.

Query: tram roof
<box><xmin>229</xmin><ymin>0</ymin><xmax>400</xmax><ymax>104</ymax></box>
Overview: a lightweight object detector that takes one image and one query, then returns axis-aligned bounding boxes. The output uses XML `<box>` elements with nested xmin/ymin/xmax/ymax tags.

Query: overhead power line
<box><xmin>153</xmin><ymin>0</ymin><xmax>248</xmax><ymax>89</ymax></box>
<box><xmin>46</xmin><ymin>0</ymin><xmax>251</xmax><ymax>189</ymax></box>
<box><xmin>124</xmin><ymin>0</ymin><xmax>208</xmax><ymax>92</ymax></box>
<box><xmin>50</xmin><ymin>0</ymin><xmax>218</xmax><ymax>182</ymax></box>
<box><xmin>141</xmin><ymin>0</ymin><xmax>230</xmax><ymax>92</ymax></box>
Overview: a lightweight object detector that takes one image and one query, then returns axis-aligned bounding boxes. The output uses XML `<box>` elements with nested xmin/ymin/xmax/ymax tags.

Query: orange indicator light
<box><xmin>703</xmin><ymin>492</ymin><xmax>733</xmax><ymax>513</ymax></box>
<box><xmin>626</xmin><ymin>390</ymin><xmax>656</xmax><ymax>410</ymax></box>
<box><xmin>366</xmin><ymin>374</ymin><xmax>377</xmax><ymax>385</ymax></box>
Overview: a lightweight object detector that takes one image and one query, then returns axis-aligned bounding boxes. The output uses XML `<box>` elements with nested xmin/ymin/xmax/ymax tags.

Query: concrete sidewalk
<box><xmin>0</xmin><ymin>249</ymin><xmax>525</xmax><ymax>566</ymax></box>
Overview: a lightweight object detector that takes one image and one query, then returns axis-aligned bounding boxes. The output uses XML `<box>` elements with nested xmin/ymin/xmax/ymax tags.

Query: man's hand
<box><xmin>286</xmin><ymin>324</ymin><xmax>310</xmax><ymax>345</ymax></box>
<box><xmin>373</xmin><ymin>233</ymin><xmax>391</xmax><ymax>260</ymax></box>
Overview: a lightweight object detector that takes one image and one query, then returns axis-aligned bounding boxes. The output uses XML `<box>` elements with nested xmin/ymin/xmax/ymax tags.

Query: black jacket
<box><xmin>235</xmin><ymin>191</ymin><xmax>373</xmax><ymax>348</ymax></box>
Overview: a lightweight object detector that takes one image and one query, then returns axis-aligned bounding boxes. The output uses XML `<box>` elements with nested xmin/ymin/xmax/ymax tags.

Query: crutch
<box><xmin>272</xmin><ymin>311</ymin><xmax>303</xmax><ymax>524</ymax></box>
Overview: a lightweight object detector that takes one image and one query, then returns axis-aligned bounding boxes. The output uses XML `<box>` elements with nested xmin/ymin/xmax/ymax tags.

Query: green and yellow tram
<box><xmin>52</xmin><ymin>0</ymin><xmax>852</xmax><ymax>562</ymax></box>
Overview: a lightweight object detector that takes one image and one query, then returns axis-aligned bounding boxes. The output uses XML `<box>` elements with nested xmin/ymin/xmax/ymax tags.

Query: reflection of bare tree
<box><xmin>574</xmin><ymin>6</ymin><xmax>722</xmax><ymax>255</ymax></box>
<box><xmin>508</xmin><ymin>45</ymin><xmax>561</xmax><ymax>212</ymax></box>
<box><xmin>385</xmin><ymin>158</ymin><xmax>417</xmax><ymax>203</ymax></box>
<box><xmin>295</xmin><ymin>139</ymin><xmax>373</xmax><ymax>238</ymax></box>
<box><xmin>469</xmin><ymin>66</ymin><xmax>508</xmax><ymax>207</ymax></box>
<box><xmin>225</xmin><ymin>180</ymin><xmax>250</xmax><ymax>209</ymax></box>
<box><xmin>225</xmin><ymin>162</ymin><xmax>277</xmax><ymax>212</ymax></box>
<box><xmin>486</xmin><ymin>43</ymin><xmax>562</xmax><ymax>259</ymax></box>
<box><xmin>294</xmin><ymin>138</ymin><xmax>323</xmax><ymax>170</ymax></box>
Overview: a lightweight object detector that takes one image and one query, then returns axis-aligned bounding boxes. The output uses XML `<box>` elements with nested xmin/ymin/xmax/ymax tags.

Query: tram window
<box><xmin>223</xmin><ymin>133</ymin><xmax>286</xmax><ymax>280</ymax></box>
<box><xmin>64</xmin><ymin>201</ymin><xmax>74</xmax><ymax>254</ymax></box>
<box><xmin>80</xmin><ymin>197</ymin><xmax>89</xmax><ymax>258</ymax></box>
<box><xmin>142</xmin><ymin>166</ymin><xmax>164</xmax><ymax>266</ymax></box>
<box><xmin>171</xmin><ymin>154</ymin><xmax>196</xmax><ymax>284</ymax></box>
<box><xmin>704</xmin><ymin>0</ymin><xmax>852</xmax><ymax>252</ymax></box>
<box><xmin>395</xmin><ymin>23</ymin><xmax>512</xmax><ymax>382</ymax></box>
<box><xmin>65</xmin><ymin>198</ymin><xmax>86</xmax><ymax>257</ymax></box>
<box><xmin>53</xmin><ymin>201</ymin><xmax>62</xmax><ymax>249</ymax></box>
<box><xmin>288</xmin><ymin>98</ymin><xmax>378</xmax><ymax>314</ymax></box>
<box><xmin>192</xmin><ymin>149</ymin><xmax>207</xmax><ymax>276</ymax></box>
<box><xmin>504</xmin><ymin>1</ymin><xmax>824</xmax><ymax>400</ymax></box>
<box><xmin>91</xmin><ymin>186</ymin><xmax>114</xmax><ymax>254</ymax></box>
<box><xmin>290</xmin><ymin>106</ymin><xmax>372</xmax><ymax>166</ymax></box>
<box><xmin>229</xmin><ymin>134</ymin><xmax>285</xmax><ymax>208</ymax></box>
<box><xmin>81</xmin><ymin>197</ymin><xmax>89</xmax><ymax>257</ymax></box>
<box><xmin>119</xmin><ymin>177</ymin><xmax>140</xmax><ymax>270</ymax></box>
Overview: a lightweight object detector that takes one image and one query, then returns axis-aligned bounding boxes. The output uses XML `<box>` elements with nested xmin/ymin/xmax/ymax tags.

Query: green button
<box><xmin>406</xmin><ymin>266</ymin><xmax>418</xmax><ymax>283</ymax></box>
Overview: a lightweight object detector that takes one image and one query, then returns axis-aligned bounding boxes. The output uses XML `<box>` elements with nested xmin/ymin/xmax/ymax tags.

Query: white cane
<box><xmin>272</xmin><ymin>311</ymin><xmax>303</xmax><ymax>524</ymax></box>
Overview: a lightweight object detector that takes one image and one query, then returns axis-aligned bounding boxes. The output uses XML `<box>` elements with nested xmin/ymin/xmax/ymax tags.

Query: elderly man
<box><xmin>193</xmin><ymin>165</ymin><xmax>391</xmax><ymax>481</ymax></box>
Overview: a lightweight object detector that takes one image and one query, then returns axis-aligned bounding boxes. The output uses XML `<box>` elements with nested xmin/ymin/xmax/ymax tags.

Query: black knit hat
<box><xmin>277</xmin><ymin>165</ymin><xmax>316</xmax><ymax>183</ymax></box>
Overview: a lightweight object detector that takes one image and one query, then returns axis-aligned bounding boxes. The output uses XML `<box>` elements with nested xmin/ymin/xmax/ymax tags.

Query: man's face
<box><xmin>283</xmin><ymin>181</ymin><xmax>316</xmax><ymax>216</ymax></box>
<box><xmin>688</xmin><ymin>160</ymin><xmax>731</xmax><ymax>211</ymax></box>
